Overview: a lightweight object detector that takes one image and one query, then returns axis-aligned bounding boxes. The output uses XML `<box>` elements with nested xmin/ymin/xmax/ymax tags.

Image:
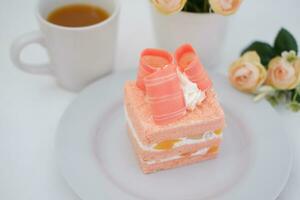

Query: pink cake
<box><xmin>124</xmin><ymin>44</ymin><xmax>225</xmax><ymax>173</ymax></box>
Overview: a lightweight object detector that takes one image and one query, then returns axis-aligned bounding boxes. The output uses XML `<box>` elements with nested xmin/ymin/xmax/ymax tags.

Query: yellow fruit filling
<box><xmin>207</xmin><ymin>145</ymin><xmax>219</xmax><ymax>154</ymax></box>
<box><xmin>154</xmin><ymin>139</ymin><xmax>181</xmax><ymax>150</ymax></box>
<box><xmin>214</xmin><ymin>129</ymin><xmax>223</xmax><ymax>135</ymax></box>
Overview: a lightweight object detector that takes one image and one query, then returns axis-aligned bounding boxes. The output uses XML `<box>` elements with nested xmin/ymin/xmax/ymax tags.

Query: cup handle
<box><xmin>10</xmin><ymin>30</ymin><xmax>52</xmax><ymax>75</ymax></box>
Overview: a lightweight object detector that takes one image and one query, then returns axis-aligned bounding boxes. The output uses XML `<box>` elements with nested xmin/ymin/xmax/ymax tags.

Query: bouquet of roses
<box><xmin>229</xmin><ymin>28</ymin><xmax>300</xmax><ymax>112</ymax></box>
<box><xmin>151</xmin><ymin>0</ymin><xmax>242</xmax><ymax>15</ymax></box>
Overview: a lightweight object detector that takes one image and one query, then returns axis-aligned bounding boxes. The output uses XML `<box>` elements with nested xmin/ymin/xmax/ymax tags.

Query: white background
<box><xmin>1</xmin><ymin>0</ymin><xmax>300</xmax><ymax>199</ymax></box>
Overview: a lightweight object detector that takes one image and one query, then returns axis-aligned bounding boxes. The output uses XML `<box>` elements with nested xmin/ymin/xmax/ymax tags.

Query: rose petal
<box><xmin>267</xmin><ymin>57</ymin><xmax>300</xmax><ymax>90</ymax></box>
<box><xmin>229</xmin><ymin>52</ymin><xmax>266</xmax><ymax>93</ymax></box>
<box><xmin>209</xmin><ymin>0</ymin><xmax>241</xmax><ymax>16</ymax></box>
<box><xmin>152</xmin><ymin>0</ymin><xmax>187</xmax><ymax>15</ymax></box>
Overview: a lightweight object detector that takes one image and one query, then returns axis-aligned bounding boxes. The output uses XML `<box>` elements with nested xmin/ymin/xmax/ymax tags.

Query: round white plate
<box><xmin>56</xmin><ymin>71</ymin><xmax>292</xmax><ymax>200</ymax></box>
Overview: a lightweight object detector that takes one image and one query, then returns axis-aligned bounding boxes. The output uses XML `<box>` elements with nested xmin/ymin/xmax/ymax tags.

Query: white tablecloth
<box><xmin>1</xmin><ymin>0</ymin><xmax>299</xmax><ymax>199</ymax></box>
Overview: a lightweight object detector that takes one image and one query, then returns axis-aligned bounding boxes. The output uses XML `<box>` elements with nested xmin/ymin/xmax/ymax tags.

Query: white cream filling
<box><xmin>177</xmin><ymin>68</ymin><xmax>206</xmax><ymax>111</ymax></box>
<box><xmin>144</xmin><ymin>147</ymin><xmax>209</xmax><ymax>165</ymax></box>
<box><xmin>124</xmin><ymin>107</ymin><xmax>222</xmax><ymax>152</ymax></box>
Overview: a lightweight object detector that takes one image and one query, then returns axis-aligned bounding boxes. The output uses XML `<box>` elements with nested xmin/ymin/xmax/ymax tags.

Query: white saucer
<box><xmin>56</xmin><ymin>71</ymin><xmax>292</xmax><ymax>200</ymax></box>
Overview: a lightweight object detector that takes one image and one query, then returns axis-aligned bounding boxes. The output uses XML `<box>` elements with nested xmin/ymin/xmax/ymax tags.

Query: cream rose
<box><xmin>151</xmin><ymin>0</ymin><xmax>187</xmax><ymax>15</ymax></box>
<box><xmin>229</xmin><ymin>51</ymin><xmax>267</xmax><ymax>93</ymax></box>
<box><xmin>266</xmin><ymin>51</ymin><xmax>300</xmax><ymax>90</ymax></box>
<box><xmin>209</xmin><ymin>0</ymin><xmax>241</xmax><ymax>16</ymax></box>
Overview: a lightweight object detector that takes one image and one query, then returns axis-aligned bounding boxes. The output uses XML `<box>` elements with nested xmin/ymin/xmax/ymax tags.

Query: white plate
<box><xmin>56</xmin><ymin>71</ymin><xmax>292</xmax><ymax>200</ymax></box>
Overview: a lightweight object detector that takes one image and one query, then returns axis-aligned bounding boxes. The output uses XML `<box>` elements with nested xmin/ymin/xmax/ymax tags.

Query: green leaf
<box><xmin>274</xmin><ymin>28</ymin><xmax>298</xmax><ymax>55</ymax></box>
<box><xmin>291</xmin><ymin>87</ymin><xmax>300</xmax><ymax>102</ymax></box>
<box><xmin>296</xmin><ymin>85</ymin><xmax>300</xmax><ymax>97</ymax></box>
<box><xmin>276</xmin><ymin>90</ymin><xmax>289</xmax><ymax>103</ymax></box>
<box><xmin>183</xmin><ymin>0</ymin><xmax>206</xmax><ymax>13</ymax></box>
<box><xmin>288</xmin><ymin>102</ymin><xmax>300</xmax><ymax>112</ymax></box>
<box><xmin>266</xmin><ymin>95</ymin><xmax>279</xmax><ymax>107</ymax></box>
<box><xmin>286</xmin><ymin>89</ymin><xmax>300</xmax><ymax>111</ymax></box>
<box><xmin>241</xmin><ymin>41</ymin><xmax>276</xmax><ymax>66</ymax></box>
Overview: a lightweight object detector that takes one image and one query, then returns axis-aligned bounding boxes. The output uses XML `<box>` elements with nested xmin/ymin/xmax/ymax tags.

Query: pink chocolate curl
<box><xmin>175</xmin><ymin>44</ymin><xmax>212</xmax><ymax>90</ymax></box>
<box><xmin>144</xmin><ymin>64</ymin><xmax>186</xmax><ymax>125</ymax></box>
<box><xmin>136</xmin><ymin>48</ymin><xmax>173</xmax><ymax>91</ymax></box>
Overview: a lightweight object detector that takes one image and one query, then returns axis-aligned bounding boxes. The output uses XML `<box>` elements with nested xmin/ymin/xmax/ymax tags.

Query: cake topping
<box><xmin>177</xmin><ymin>68</ymin><xmax>206</xmax><ymax>111</ymax></box>
<box><xmin>136</xmin><ymin>48</ymin><xmax>173</xmax><ymax>90</ymax></box>
<box><xmin>144</xmin><ymin>64</ymin><xmax>187</xmax><ymax>124</ymax></box>
<box><xmin>175</xmin><ymin>44</ymin><xmax>212</xmax><ymax>91</ymax></box>
<box><xmin>136</xmin><ymin>44</ymin><xmax>212</xmax><ymax>124</ymax></box>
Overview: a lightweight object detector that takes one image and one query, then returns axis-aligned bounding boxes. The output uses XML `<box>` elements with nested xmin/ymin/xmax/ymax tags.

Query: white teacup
<box><xmin>10</xmin><ymin>0</ymin><xmax>120</xmax><ymax>91</ymax></box>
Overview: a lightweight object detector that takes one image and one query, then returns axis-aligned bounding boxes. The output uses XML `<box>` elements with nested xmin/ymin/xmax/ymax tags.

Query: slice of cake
<box><xmin>124</xmin><ymin>44</ymin><xmax>225</xmax><ymax>174</ymax></box>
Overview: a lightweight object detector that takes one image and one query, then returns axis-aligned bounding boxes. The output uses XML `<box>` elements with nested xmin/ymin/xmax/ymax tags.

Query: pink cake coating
<box><xmin>124</xmin><ymin>81</ymin><xmax>225</xmax><ymax>145</ymax></box>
